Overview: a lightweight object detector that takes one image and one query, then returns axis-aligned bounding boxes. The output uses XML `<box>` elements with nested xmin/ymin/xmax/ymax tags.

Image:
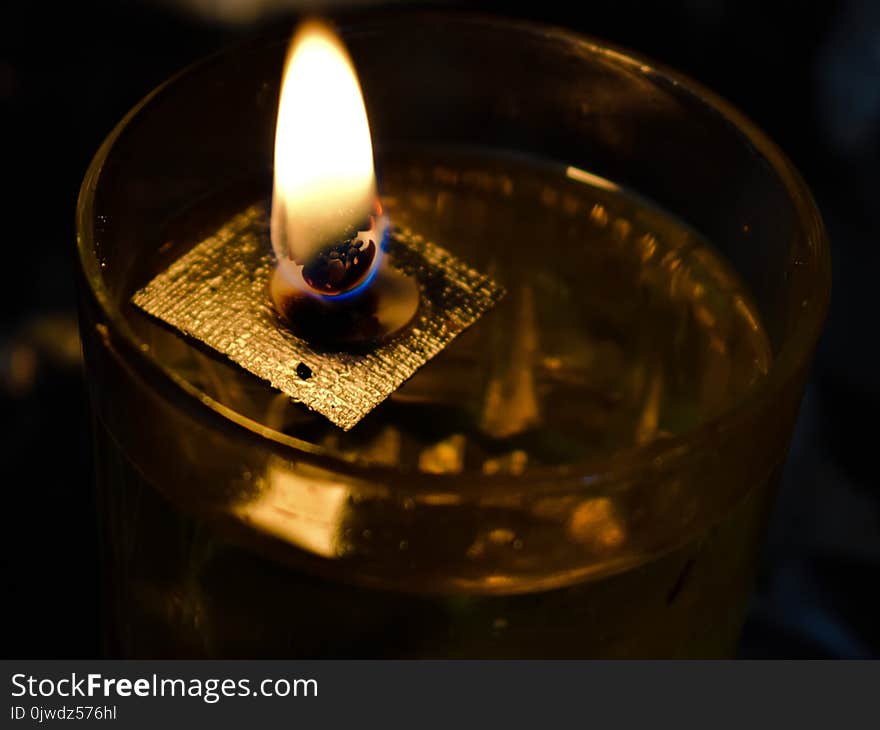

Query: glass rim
<box><xmin>76</xmin><ymin>11</ymin><xmax>831</xmax><ymax>493</ymax></box>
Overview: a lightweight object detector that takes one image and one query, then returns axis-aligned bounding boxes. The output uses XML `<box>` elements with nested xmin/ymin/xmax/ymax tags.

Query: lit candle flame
<box><xmin>271</xmin><ymin>20</ymin><xmax>384</xmax><ymax>298</ymax></box>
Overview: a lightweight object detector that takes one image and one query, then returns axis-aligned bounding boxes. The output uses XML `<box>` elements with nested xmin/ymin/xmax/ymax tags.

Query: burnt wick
<box><xmin>270</xmin><ymin>260</ymin><xmax>420</xmax><ymax>351</ymax></box>
<box><xmin>301</xmin><ymin>237</ymin><xmax>377</xmax><ymax>294</ymax></box>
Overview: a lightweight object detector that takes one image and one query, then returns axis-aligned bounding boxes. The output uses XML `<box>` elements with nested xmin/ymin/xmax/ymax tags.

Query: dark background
<box><xmin>2</xmin><ymin>0</ymin><xmax>877</xmax><ymax>658</ymax></box>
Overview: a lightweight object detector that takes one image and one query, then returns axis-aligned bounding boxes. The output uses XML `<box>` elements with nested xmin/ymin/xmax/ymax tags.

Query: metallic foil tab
<box><xmin>133</xmin><ymin>203</ymin><xmax>504</xmax><ymax>430</ymax></box>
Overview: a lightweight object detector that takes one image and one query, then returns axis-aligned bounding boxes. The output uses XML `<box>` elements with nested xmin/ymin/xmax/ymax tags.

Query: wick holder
<box><xmin>132</xmin><ymin>202</ymin><xmax>504</xmax><ymax>430</ymax></box>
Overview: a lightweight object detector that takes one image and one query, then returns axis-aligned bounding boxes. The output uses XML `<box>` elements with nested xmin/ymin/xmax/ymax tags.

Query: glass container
<box><xmin>76</xmin><ymin>14</ymin><xmax>830</xmax><ymax>658</ymax></box>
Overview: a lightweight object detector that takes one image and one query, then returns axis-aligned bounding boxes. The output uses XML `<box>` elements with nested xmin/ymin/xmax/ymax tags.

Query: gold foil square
<box><xmin>133</xmin><ymin>203</ymin><xmax>503</xmax><ymax>430</ymax></box>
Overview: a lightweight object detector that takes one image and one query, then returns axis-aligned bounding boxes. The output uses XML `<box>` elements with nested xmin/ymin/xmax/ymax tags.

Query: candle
<box><xmin>133</xmin><ymin>21</ymin><xmax>502</xmax><ymax>427</ymax></box>
<box><xmin>77</xmin><ymin>15</ymin><xmax>829</xmax><ymax>658</ymax></box>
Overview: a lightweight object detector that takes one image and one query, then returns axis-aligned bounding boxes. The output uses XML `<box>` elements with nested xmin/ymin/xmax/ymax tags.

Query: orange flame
<box><xmin>271</xmin><ymin>20</ymin><xmax>382</xmax><ymax>294</ymax></box>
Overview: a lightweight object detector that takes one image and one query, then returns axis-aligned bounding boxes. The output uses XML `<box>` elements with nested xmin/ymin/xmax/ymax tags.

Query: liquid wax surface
<box><xmin>130</xmin><ymin>149</ymin><xmax>771</xmax><ymax>474</ymax></box>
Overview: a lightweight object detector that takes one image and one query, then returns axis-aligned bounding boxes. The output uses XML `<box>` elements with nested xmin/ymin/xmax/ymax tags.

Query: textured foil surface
<box><xmin>133</xmin><ymin>203</ymin><xmax>504</xmax><ymax>430</ymax></box>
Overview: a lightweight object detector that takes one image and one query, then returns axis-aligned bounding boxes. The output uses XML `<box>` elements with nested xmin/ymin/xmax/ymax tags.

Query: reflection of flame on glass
<box><xmin>271</xmin><ymin>20</ymin><xmax>387</xmax><ymax>300</ymax></box>
<box><xmin>567</xmin><ymin>497</ymin><xmax>626</xmax><ymax>551</ymax></box>
<box><xmin>234</xmin><ymin>461</ymin><xmax>349</xmax><ymax>558</ymax></box>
